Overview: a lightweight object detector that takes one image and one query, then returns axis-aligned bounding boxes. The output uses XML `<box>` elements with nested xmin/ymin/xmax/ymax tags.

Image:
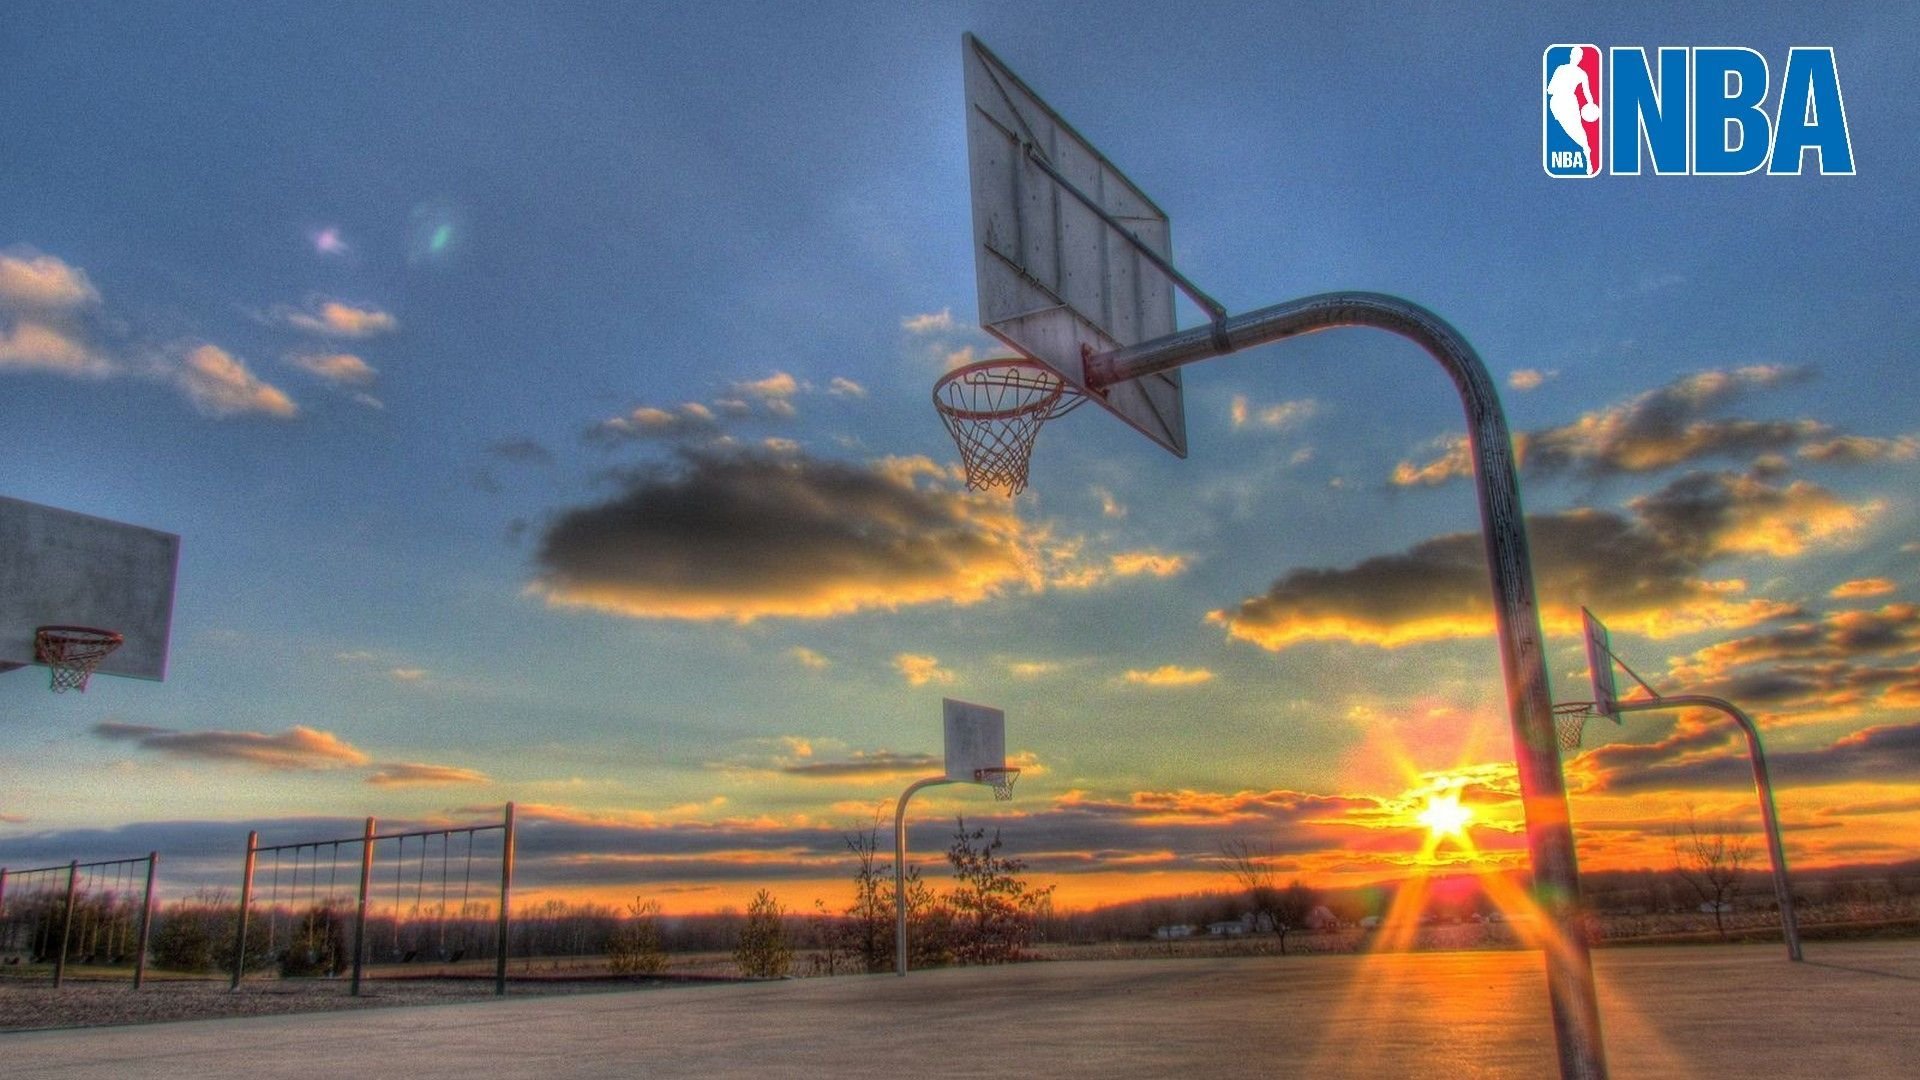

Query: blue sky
<box><xmin>3</xmin><ymin>2</ymin><xmax>1917</xmax><ymax>910</ymax></box>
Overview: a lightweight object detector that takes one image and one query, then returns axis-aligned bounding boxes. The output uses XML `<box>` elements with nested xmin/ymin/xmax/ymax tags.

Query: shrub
<box><xmin>734</xmin><ymin>890</ymin><xmax>792</xmax><ymax>978</ymax></box>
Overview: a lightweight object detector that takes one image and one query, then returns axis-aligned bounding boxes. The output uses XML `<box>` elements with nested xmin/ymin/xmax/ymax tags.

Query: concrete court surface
<box><xmin>5</xmin><ymin>942</ymin><xmax>1916</xmax><ymax>1079</ymax></box>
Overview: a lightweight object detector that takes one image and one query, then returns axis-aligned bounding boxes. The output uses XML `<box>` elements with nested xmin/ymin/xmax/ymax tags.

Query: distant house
<box><xmin>1153</xmin><ymin>924</ymin><xmax>1196</xmax><ymax>940</ymax></box>
<box><xmin>1698</xmin><ymin>900</ymin><xmax>1733</xmax><ymax>914</ymax></box>
<box><xmin>1207</xmin><ymin>920</ymin><xmax>1248</xmax><ymax>937</ymax></box>
<box><xmin>1358</xmin><ymin>915</ymin><xmax>1382</xmax><ymax>931</ymax></box>
<box><xmin>1305</xmin><ymin>905</ymin><xmax>1339</xmax><ymax>931</ymax></box>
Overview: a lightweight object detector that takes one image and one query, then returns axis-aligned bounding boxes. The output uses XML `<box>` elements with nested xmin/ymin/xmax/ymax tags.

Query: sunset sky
<box><xmin>3</xmin><ymin>3</ymin><xmax>1916</xmax><ymax>914</ymax></box>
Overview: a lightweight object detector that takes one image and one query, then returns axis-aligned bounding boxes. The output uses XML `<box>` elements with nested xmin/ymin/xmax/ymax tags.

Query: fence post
<box><xmin>133</xmin><ymin>853</ymin><xmax>158</xmax><ymax>990</ymax></box>
<box><xmin>230</xmin><ymin>832</ymin><xmax>258</xmax><ymax>990</ymax></box>
<box><xmin>495</xmin><ymin>802</ymin><xmax>514</xmax><ymax>996</ymax></box>
<box><xmin>351</xmin><ymin>817</ymin><xmax>376</xmax><ymax>996</ymax></box>
<box><xmin>54</xmin><ymin>860</ymin><xmax>78</xmax><ymax>989</ymax></box>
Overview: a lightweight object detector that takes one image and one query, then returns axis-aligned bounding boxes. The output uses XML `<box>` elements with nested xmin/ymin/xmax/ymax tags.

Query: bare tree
<box><xmin>1672</xmin><ymin>809</ymin><xmax>1752</xmax><ymax>940</ymax></box>
<box><xmin>1219</xmin><ymin>838</ymin><xmax>1319</xmax><ymax>955</ymax></box>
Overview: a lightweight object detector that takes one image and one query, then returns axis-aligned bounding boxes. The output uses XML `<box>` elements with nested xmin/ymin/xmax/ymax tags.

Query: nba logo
<box><xmin>1544</xmin><ymin>44</ymin><xmax>1602</xmax><ymax>177</ymax></box>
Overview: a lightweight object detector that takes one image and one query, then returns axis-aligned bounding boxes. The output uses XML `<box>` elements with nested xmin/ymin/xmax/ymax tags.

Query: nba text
<box><xmin>1544</xmin><ymin>45</ymin><xmax>1853</xmax><ymax>178</ymax></box>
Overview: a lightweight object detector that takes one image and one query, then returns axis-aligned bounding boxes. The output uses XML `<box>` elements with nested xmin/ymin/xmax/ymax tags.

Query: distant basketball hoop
<box><xmin>933</xmin><ymin>358</ymin><xmax>1084</xmax><ymax>495</ymax></box>
<box><xmin>34</xmin><ymin>625</ymin><xmax>125</xmax><ymax>693</ymax></box>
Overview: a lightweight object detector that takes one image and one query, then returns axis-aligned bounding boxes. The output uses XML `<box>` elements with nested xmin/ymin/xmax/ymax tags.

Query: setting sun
<box><xmin>1416</xmin><ymin>790</ymin><xmax>1473</xmax><ymax>841</ymax></box>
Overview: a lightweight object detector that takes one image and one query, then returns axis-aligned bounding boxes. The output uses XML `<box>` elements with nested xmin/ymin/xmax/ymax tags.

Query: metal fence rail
<box><xmin>232</xmin><ymin>803</ymin><xmax>515</xmax><ymax>995</ymax></box>
<box><xmin>0</xmin><ymin>852</ymin><xmax>158</xmax><ymax>989</ymax></box>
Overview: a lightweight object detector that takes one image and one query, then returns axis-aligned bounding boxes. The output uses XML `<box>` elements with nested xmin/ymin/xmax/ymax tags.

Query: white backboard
<box><xmin>963</xmin><ymin>34</ymin><xmax>1187</xmax><ymax>457</ymax></box>
<box><xmin>943</xmin><ymin>697</ymin><xmax>1006</xmax><ymax>782</ymax></box>
<box><xmin>1582</xmin><ymin>608</ymin><xmax>1619</xmax><ymax>719</ymax></box>
<box><xmin>0</xmin><ymin>496</ymin><xmax>180</xmax><ymax>681</ymax></box>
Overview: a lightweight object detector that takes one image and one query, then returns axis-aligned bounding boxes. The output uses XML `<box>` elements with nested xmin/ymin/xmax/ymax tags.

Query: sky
<box><xmin>2</xmin><ymin>2</ymin><xmax>1917</xmax><ymax>915</ymax></box>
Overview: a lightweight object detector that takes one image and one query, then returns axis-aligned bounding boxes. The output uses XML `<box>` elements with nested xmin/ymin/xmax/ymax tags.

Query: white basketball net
<box><xmin>934</xmin><ymin>360</ymin><xmax>1082</xmax><ymax>495</ymax></box>
<box><xmin>975</xmin><ymin>767</ymin><xmax>1021</xmax><ymax>802</ymax></box>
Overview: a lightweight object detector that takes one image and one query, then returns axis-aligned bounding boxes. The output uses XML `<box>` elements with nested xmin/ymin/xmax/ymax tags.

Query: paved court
<box><xmin>5</xmin><ymin>942</ymin><xmax>1915</xmax><ymax>1078</ymax></box>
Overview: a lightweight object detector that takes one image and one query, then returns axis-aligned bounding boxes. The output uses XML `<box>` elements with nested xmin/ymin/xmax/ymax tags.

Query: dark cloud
<box><xmin>1393</xmin><ymin>365</ymin><xmax>1828</xmax><ymax>485</ymax></box>
<box><xmin>1213</xmin><ymin>465</ymin><xmax>1866</xmax><ymax>650</ymax></box>
<box><xmin>778</xmin><ymin>751</ymin><xmax>940</xmax><ymax>779</ymax></box>
<box><xmin>1587</xmin><ymin>720</ymin><xmax>1920</xmax><ymax>793</ymax></box>
<box><xmin>1797</xmin><ymin>434</ymin><xmax>1919</xmax><ymax>465</ymax></box>
<box><xmin>366</xmin><ymin>762</ymin><xmax>491</xmax><ymax>787</ymax></box>
<box><xmin>485</xmin><ymin>437</ymin><xmax>554</xmax><ymax>465</ymax></box>
<box><xmin>1673</xmin><ymin>604</ymin><xmax>1920</xmax><ymax>679</ymax></box>
<box><xmin>93</xmin><ymin>722</ymin><xmax>369</xmax><ymax>769</ymax></box>
<box><xmin>529</xmin><ymin>449</ymin><xmax>1045</xmax><ymax>621</ymax></box>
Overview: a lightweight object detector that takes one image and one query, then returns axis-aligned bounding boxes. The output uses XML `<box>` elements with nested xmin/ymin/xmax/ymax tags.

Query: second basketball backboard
<box><xmin>1582</xmin><ymin>607</ymin><xmax>1620</xmax><ymax>719</ymax></box>
<box><xmin>963</xmin><ymin>34</ymin><xmax>1187</xmax><ymax>457</ymax></box>
<box><xmin>943</xmin><ymin>697</ymin><xmax>1007</xmax><ymax>782</ymax></box>
<box><xmin>0</xmin><ymin>496</ymin><xmax>180</xmax><ymax>683</ymax></box>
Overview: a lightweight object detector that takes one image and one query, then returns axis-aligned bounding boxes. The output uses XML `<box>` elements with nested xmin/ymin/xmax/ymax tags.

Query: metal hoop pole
<box><xmin>894</xmin><ymin>776</ymin><xmax>957</xmax><ymax>976</ymax></box>
<box><xmin>54</xmin><ymin>860</ymin><xmax>78</xmax><ymax>989</ymax></box>
<box><xmin>231</xmin><ymin>832</ymin><xmax>257</xmax><ymax>991</ymax></box>
<box><xmin>1613</xmin><ymin>696</ymin><xmax>1802</xmax><ymax>962</ymax></box>
<box><xmin>351</xmin><ymin>817</ymin><xmax>375</xmax><ymax>996</ymax></box>
<box><xmin>1088</xmin><ymin>291</ymin><xmax>1605</xmax><ymax>1080</ymax></box>
<box><xmin>133</xmin><ymin>853</ymin><xmax>157</xmax><ymax>990</ymax></box>
<box><xmin>496</xmin><ymin>803</ymin><xmax>515</xmax><ymax>996</ymax></box>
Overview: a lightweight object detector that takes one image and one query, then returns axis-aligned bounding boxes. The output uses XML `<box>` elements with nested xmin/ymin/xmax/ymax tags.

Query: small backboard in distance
<box><xmin>943</xmin><ymin>697</ymin><xmax>1007</xmax><ymax>782</ymax></box>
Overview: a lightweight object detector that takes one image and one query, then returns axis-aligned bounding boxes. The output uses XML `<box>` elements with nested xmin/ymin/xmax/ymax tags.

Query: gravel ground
<box><xmin>0</xmin><ymin>976</ymin><xmax>688</xmax><ymax>1033</ymax></box>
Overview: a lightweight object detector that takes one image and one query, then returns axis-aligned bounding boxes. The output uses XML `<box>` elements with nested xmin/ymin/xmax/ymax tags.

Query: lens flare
<box><xmin>1416</xmin><ymin>790</ymin><xmax>1473</xmax><ymax>841</ymax></box>
<box><xmin>407</xmin><ymin>201</ymin><xmax>466</xmax><ymax>263</ymax></box>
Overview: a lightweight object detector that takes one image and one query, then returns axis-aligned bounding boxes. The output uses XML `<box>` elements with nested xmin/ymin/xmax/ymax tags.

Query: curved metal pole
<box><xmin>894</xmin><ymin>775</ymin><xmax>956</xmax><ymax>976</ymax></box>
<box><xmin>1613</xmin><ymin>696</ymin><xmax>1802</xmax><ymax>961</ymax></box>
<box><xmin>1089</xmin><ymin>292</ymin><xmax>1606</xmax><ymax>1080</ymax></box>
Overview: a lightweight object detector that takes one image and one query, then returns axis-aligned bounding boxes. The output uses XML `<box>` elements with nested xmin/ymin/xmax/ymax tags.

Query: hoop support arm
<box><xmin>1612</xmin><ymin>695</ymin><xmax>1803</xmax><ymax>962</ymax></box>
<box><xmin>1088</xmin><ymin>290</ymin><xmax>1605</xmax><ymax>1080</ymax></box>
<box><xmin>894</xmin><ymin>775</ymin><xmax>958</xmax><ymax>976</ymax></box>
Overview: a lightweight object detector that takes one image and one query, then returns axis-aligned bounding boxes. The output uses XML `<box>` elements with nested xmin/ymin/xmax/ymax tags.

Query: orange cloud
<box><xmin>289</xmin><ymin>352</ymin><xmax>377</xmax><ymax>386</ymax></box>
<box><xmin>893</xmin><ymin>653</ymin><xmax>955</xmax><ymax>686</ymax></box>
<box><xmin>366</xmin><ymin>762</ymin><xmax>490</xmax><ymax>786</ymax></box>
<box><xmin>1230</xmin><ymin>394</ymin><xmax>1317</xmax><ymax>431</ymax></box>
<box><xmin>176</xmin><ymin>344</ymin><xmax>298</xmax><ymax>418</ymax></box>
<box><xmin>0</xmin><ymin>319</ymin><xmax>108</xmax><ymax>375</ymax></box>
<box><xmin>92</xmin><ymin>721</ymin><xmax>368</xmax><ymax>769</ymax></box>
<box><xmin>1830</xmin><ymin>578</ymin><xmax>1897</xmax><ymax>600</ymax></box>
<box><xmin>0</xmin><ymin>248</ymin><xmax>99</xmax><ymax>311</ymax></box>
<box><xmin>282</xmin><ymin>299</ymin><xmax>397</xmax><ymax>337</ymax></box>
<box><xmin>1108</xmin><ymin>551</ymin><xmax>1189</xmax><ymax>578</ymax></box>
<box><xmin>1122</xmin><ymin>665</ymin><xmax>1215</xmax><ymax>687</ymax></box>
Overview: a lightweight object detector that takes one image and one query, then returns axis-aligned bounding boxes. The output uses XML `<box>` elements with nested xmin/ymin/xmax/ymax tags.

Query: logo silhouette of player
<box><xmin>1547</xmin><ymin>46</ymin><xmax>1601</xmax><ymax>163</ymax></box>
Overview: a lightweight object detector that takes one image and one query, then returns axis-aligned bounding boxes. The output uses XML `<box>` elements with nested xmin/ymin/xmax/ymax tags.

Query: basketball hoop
<box><xmin>975</xmin><ymin>766</ymin><xmax>1021</xmax><ymax>802</ymax></box>
<box><xmin>933</xmin><ymin>358</ymin><xmax>1085</xmax><ymax>495</ymax></box>
<box><xmin>34</xmin><ymin>625</ymin><xmax>124</xmax><ymax>693</ymax></box>
<box><xmin>1553</xmin><ymin>702</ymin><xmax>1594</xmax><ymax>753</ymax></box>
